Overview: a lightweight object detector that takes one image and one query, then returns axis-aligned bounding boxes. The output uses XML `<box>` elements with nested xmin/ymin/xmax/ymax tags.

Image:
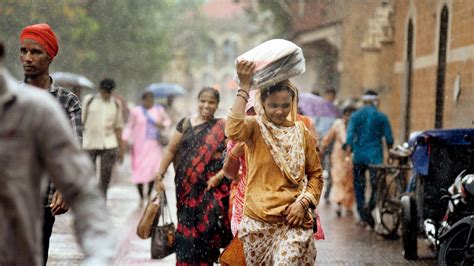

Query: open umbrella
<box><xmin>298</xmin><ymin>92</ymin><xmax>340</xmax><ymax>118</ymax></box>
<box><xmin>51</xmin><ymin>72</ymin><xmax>95</xmax><ymax>90</ymax></box>
<box><xmin>145</xmin><ymin>83</ymin><xmax>186</xmax><ymax>98</ymax></box>
<box><xmin>298</xmin><ymin>92</ymin><xmax>341</xmax><ymax>137</ymax></box>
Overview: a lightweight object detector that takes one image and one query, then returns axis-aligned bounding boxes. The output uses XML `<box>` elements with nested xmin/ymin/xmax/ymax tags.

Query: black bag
<box><xmin>156</xmin><ymin>131</ymin><xmax>170</xmax><ymax>146</ymax></box>
<box><xmin>151</xmin><ymin>192</ymin><xmax>176</xmax><ymax>259</ymax></box>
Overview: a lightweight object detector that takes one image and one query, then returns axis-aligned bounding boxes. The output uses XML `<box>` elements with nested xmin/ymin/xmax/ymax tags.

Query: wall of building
<box><xmin>391</xmin><ymin>0</ymin><xmax>474</xmax><ymax>142</ymax></box>
<box><xmin>290</xmin><ymin>0</ymin><xmax>473</xmax><ymax>144</ymax></box>
<box><xmin>291</xmin><ymin>0</ymin><xmax>381</xmax><ymax>98</ymax></box>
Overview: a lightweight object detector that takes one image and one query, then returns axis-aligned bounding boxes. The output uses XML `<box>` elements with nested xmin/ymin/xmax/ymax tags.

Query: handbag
<box><xmin>313</xmin><ymin>209</ymin><xmax>325</xmax><ymax>240</ymax></box>
<box><xmin>156</xmin><ymin>131</ymin><xmax>170</xmax><ymax>146</ymax></box>
<box><xmin>136</xmin><ymin>194</ymin><xmax>161</xmax><ymax>239</ymax></box>
<box><xmin>219</xmin><ymin>233</ymin><xmax>246</xmax><ymax>266</ymax></box>
<box><xmin>151</xmin><ymin>192</ymin><xmax>176</xmax><ymax>259</ymax></box>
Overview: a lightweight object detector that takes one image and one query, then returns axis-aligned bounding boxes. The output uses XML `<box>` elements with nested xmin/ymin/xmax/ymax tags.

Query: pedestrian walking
<box><xmin>346</xmin><ymin>90</ymin><xmax>394</xmax><ymax>228</ymax></box>
<box><xmin>18</xmin><ymin>23</ymin><xmax>83</xmax><ymax>264</ymax></box>
<box><xmin>321</xmin><ymin>87</ymin><xmax>338</xmax><ymax>203</ymax></box>
<box><xmin>155</xmin><ymin>87</ymin><xmax>232</xmax><ymax>265</ymax></box>
<box><xmin>0</xmin><ymin>41</ymin><xmax>115</xmax><ymax>265</ymax></box>
<box><xmin>224</xmin><ymin>91</ymin><xmax>321</xmax><ymax>237</ymax></box>
<box><xmin>320</xmin><ymin>105</ymin><xmax>356</xmax><ymax>217</ymax></box>
<box><xmin>122</xmin><ymin>91</ymin><xmax>171</xmax><ymax>205</ymax></box>
<box><xmin>82</xmin><ymin>78</ymin><xmax>125</xmax><ymax>199</ymax></box>
<box><xmin>225</xmin><ymin>60</ymin><xmax>323</xmax><ymax>265</ymax></box>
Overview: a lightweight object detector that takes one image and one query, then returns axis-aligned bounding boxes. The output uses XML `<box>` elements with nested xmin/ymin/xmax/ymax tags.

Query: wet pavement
<box><xmin>47</xmin><ymin>156</ymin><xmax>437</xmax><ymax>265</ymax></box>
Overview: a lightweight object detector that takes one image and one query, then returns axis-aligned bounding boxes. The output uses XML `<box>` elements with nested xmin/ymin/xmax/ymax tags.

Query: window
<box><xmin>435</xmin><ymin>6</ymin><xmax>448</xmax><ymax>129</ymax></box>
<box><xmin>404</xmin><ymin>19</ymin><xmax>413</xmax><ymax>140</ymax></box>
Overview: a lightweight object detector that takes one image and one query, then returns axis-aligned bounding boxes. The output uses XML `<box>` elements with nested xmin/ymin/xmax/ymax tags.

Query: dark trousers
<box><xmin>136</xmin><ymin>181</ymin><xmax>155</xmax><ymax>200</ymax></box>
<box><xmin>322</xmin><ymin>148</ymin><xmax>332</xmax><ymax>200</ymax></box>
<box><xmin>353</xmin><ymin>164</ymin><xmax>378</xmax><ymax>223</ymax></box>
<box><xmin>42</xmin><ymin>207</ymin><xmax>55</xmax><ymax>265</ymax></box>
<box><xmin>87</xmin><ymin>148</ymin><xmax>118</xmax><ymax>198</ymax></box>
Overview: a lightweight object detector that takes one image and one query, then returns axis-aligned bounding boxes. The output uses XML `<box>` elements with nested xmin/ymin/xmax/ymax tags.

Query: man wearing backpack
<box><xmin>82</xmin><ymin>78</ymin><xmax>125</xmax><ymax>199</ymax></box>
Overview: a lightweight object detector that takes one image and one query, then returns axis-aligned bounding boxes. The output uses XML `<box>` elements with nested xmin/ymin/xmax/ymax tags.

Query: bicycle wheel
<box><xmin>438</xmin><ymin>225</ymin><xmax>473</xmax><ymax>266</ymax></box>
<box><xmin>376</xmin><ymin>169</ymin><xmax>404</xmax><ymax>237</ymax></box>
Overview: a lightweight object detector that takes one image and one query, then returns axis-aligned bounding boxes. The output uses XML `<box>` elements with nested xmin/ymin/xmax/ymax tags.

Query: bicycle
<box><xmin>369</xmin><ymin>144</ymin><xmax>412</xmax><ymax>238</ymax></box>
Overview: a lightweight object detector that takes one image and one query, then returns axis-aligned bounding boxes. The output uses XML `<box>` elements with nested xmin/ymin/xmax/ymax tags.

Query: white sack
<box><xmin>234</xmin><ymin>39</ymin><xmax>306</xmax><ymax>88</ymax></box>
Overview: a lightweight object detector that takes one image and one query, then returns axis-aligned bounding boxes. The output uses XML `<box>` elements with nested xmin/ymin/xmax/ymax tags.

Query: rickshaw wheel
<box><xmin>401</xmin><ymin>195</ymin><xmax>418</xmax><ymax>260</ymax></box>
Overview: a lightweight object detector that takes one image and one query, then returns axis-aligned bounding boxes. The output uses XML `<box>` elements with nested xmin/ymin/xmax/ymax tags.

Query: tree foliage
<box><xmin>256</xmin><ymin>0</ymin><xmax>292</xmax><ymax>38</ymax></box>
<box><xmin>0</xmin><ymin>0</ymin><xmax>208</xmax><ymax>97</ymax></box>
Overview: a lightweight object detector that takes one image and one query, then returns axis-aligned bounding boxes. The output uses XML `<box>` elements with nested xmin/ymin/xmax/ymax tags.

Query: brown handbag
<box><xmin>136</xmin><ymin>194</ymin><xmax>161</xmax><ymax>239</ymax></box>
<box><xmin>151</xmin><ymin>192</ymin><xmax>176</xmax><ymax>259</ymax></box>
<box><xmin>219</xmin><ymin>233</ymin><xmax>246</xmax><ymax>266</ymax></box>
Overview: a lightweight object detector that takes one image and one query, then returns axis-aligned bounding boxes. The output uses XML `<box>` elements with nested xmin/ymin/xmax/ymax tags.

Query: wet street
<box><xmin>47</xmin><ymin>156</ymin><xmax>437</xmax><ymax>265</ymax></box>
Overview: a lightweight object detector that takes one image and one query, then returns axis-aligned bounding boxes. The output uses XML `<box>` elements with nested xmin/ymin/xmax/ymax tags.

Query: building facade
<box><xmin>391</xmin><ymin>0</ymin><xmax>474</xmax><ymax>140</ymax></box>
<box><xmin>290</xmin><ymin>0</ymin><xmax>474</xmax><ymax>143</ymax></box>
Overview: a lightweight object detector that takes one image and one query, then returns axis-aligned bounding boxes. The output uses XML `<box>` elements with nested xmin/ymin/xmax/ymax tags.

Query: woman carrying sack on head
<box><xmin>225</xmin><ymin>60</ymin><xmax>324</xmax><ymax>265</ymax></box>
<box><xmin>155</xmin><ymin>87</ymin><xmax>232</xmax><ymax>265</ymax></box>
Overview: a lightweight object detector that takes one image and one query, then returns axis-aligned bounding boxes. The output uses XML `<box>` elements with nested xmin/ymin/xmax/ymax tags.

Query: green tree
<box><xmin>0</xmin><ymin>0</ymin><xmax>97</xmax><ymax>77</ymax></box>
<box><xmin>0</xmin><ymin>0</ymin><xmax>204</xmax><ymax>98</ymax></box>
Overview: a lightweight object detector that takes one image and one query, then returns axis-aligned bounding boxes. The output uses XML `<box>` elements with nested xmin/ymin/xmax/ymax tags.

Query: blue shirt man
<box><xmin>346</xmin><ymin>90</ymin><xmax>393</xmax><ymax>227</ymax></box>
<box><xmin>346</xmin><ymin>105</ymin><xmax>393</xmax><ymax>164</ymax></box>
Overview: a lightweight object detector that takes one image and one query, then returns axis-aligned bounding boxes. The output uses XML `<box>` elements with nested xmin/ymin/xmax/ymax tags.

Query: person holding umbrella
<box><xmin>122</xmin><ymin>91</ymin><xmax>171</xmax><ymax>205</ymax></box>
<box><xmin>320</xmin><ymin>105</ymin><xmax>356</xmax><ymax>217</ymax></box>
<box><xmin>145</xmin><ymin>82</ymin><xmax>186</xmax><ymax>125</ymax></box>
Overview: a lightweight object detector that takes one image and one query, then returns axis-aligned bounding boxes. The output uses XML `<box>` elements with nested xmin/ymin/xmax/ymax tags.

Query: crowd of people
<box><xmin>1</xmin><ymin>23</ymin><xmax>395</xmax><ymax>265</ymax></box>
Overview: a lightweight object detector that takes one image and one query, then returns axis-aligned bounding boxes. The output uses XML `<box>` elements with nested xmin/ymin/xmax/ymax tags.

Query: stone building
<box><xmin>289</xmin><ymin>0</ymin><xmax>382</xmax><ymax>99</ymax></box>
<box><xmin>390</xmin><ymin>0</ymin><xmax>474</xmax><ymax>140</ymax></box>
<box><xmin>289</xmin><ymin>0</ymin><xmax>474</xmax><ymax>142</ymax></box>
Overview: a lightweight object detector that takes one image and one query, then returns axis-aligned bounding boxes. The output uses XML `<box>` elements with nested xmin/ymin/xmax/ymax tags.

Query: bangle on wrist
<box><xmin>236</xmin><ymin>93</ymin><xmax>248</xmax><ymax>102</ymax></box>
<box><xmin>298</xmin><ymin>198</ymin><xmax>309</xmax><ymax>211</ymax></box>
<box><xmin>237</xmin><ymin>88</ymin><xmax>249</xmax><ymax>97</ymax></box>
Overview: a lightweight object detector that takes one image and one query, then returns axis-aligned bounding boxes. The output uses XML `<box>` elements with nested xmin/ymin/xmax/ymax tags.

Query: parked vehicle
<box><xmin>437</xmin><ymin>171</ymin><xmax>474</xmax><ymax>265</ymax></box>
<box><xmin>400</xmin><ymin>128</ymin><xmax>474</xmax><ymax>260</ymax></box>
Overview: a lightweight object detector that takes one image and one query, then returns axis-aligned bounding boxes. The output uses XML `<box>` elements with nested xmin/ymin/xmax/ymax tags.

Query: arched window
<box><xmin>404</xmin><ymin>19</ymin><xmax>414</xmax><ymax>140</ymax></box>
<box><xmin>435</xmin><ymin>6</ymin><xmax>449</xmax><ymax>128</ymax></box>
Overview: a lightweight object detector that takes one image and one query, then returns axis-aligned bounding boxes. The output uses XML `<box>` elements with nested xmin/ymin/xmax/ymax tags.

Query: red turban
<box><xmin>20</xmin><ymin>23</ymin><xmax>59</xmax><ymax>59</ymax></box>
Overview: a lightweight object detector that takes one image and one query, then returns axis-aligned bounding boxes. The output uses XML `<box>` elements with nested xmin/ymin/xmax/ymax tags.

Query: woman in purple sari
<box><xmin>155</xmin><ymin>87</ymin><xmax>232</xmax><ymax>265</ymax></box>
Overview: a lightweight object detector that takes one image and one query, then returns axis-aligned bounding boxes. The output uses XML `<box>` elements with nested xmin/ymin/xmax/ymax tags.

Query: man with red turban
<box><xmin>19</xmin><ymin>23</ymin><xmax>84</xmax><ymax>265</ymax></box>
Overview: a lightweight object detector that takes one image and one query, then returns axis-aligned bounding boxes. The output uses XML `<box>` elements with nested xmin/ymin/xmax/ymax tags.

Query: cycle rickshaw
<box><xmin>400</xmin><ymin>128</ymin><xmax>474</xmax><ymax>260</ymax></box>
